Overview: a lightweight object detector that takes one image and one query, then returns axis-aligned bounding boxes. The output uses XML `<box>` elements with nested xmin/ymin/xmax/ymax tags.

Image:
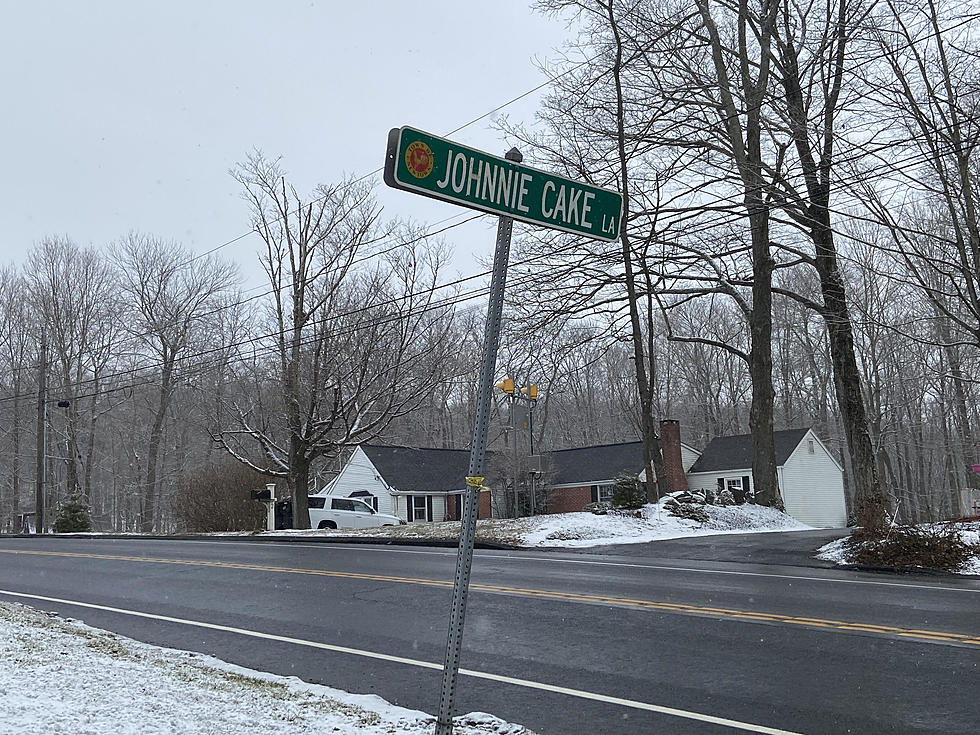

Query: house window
<box><xmin>807</xmin><ymin>439</ymin><xmax>815</xmax><ymax>454</ymax></box>
<box><xmin>408</xmin><ymin>495</ymin><xmax>433</xmax><ymax>522</ymax></box>
<box><xmin>595</xmin><ymin>484</ymin><xmax>613</xmax><ymax>503</ymax></box>
<box><xmin>726</xmin><ymin>478</ymin><xmax>742</xmax><ymax>494</ymax></box>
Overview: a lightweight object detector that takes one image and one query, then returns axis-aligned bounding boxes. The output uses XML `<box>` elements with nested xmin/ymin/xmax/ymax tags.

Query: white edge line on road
<box><xmin>0</xmin><ymin>587</ymin><xmax>806</xmax><ymax>735</ymax></box>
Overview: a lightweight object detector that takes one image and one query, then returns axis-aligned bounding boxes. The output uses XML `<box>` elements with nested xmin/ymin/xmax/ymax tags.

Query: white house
<box><xmin>323</xmin><ymin>427</ymin><xmax>847</xmax><ymax>528</ymax></box>
<box><xmin>319</xmin><ymin>444</ymin><xmax>490</xmax><ymax>523</ymax></box>
<box><xmin>685</xmin><ymin>427</ymin><xmax>847</xmax><ymax>528</ymax></box>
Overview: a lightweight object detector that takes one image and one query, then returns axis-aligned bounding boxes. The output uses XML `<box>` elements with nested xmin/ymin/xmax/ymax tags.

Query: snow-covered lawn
<box><xmin>0</xmin><ymin>601</ymin><xmax>533</xmax><ymax>735</ymax></box>
<box><xmin>521</xmin><ymin>501</ymin><xmax>811</xmax><ymax>547</ymax></box>
<box><xmin>253</xmin><ymin>499</ymin><xmax>811</xmax><ymax>548</ymax></box>
<box><xmin>817</xmin><ymin>522</ymin><xmax>980</xmax><ymax>575</ymax></box>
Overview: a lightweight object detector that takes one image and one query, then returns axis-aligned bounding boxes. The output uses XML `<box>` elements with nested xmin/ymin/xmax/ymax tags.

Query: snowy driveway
<box><xmin>555</xmin><ymin>528</ymin><xmax>850</xmax><ymax>567</ymax></box>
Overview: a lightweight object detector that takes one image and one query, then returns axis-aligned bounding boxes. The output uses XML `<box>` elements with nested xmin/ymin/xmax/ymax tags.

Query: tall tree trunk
<box><xmin>11</xmin><ymin>385</ymin><xmax>21</xmax><ymax>531</ymax></box>
<box><xmin>85</xmin><ymin>391</ymin><xmax>98</xmax><ymax>525</ymax></box>
<box><xmin>697</xmin><ymin>0</ymin><xmax>780</xmax><ymax>507</ymax></box>
<box><xmin>745</xmin><ymin>142</ymin><xmax>778</xmax><ymax>507</ymax></box>
<box><xmin>285</xmin><ymin>319</ymin><xmax>311</xmax><ymax>528</ymax></box>
<box><xmin>143</xmin><ymin>362</ymin><xmax>174</xmax><ymax>533</ymax></box>
<box><xmin>608</xmin><ymin>3</ymin><xmax>668</xmax><ymax>499</ymax></box>
<box><xmin>65</xmin><ymin>402</ymin><xmax>82</xmax><ymax>496</ymax></box>
<box><xmin>779</xmin><ymin>29</ymin><xmax>887</xmax><ymax>533</ymax></box>
<box><xmin>288</xmin><ymin>435</ymin><xmax>311</xmax><ymax>529</ymax></box>
<box><xmin>815</xmin><ymin>224</ymin><xmax>887</xmax><ymax>531</ymax></box>
<box><xmin>939</xmin><ymin>321</ymin><xmax>978</xmax><ymax>497</ymax></box>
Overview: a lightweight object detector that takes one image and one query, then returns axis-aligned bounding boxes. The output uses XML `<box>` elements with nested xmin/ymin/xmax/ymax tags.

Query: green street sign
<box><xmin>384</xmin><ymin>126</ymin><xmax>622</xmax><ymax>241</ymax></box>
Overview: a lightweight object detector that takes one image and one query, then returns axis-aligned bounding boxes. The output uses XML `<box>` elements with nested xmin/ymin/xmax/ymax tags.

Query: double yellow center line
<box><xmin>3</xmin><ymin>548</ymin><xmax>978</xmax><ymax>648</ymax></box>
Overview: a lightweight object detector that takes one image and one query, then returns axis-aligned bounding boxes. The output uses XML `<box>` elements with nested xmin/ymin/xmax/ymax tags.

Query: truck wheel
<box><xmin>318</xmin><ymin>521</ymin><xmax>337</xmax><ymax>530</ymax></box>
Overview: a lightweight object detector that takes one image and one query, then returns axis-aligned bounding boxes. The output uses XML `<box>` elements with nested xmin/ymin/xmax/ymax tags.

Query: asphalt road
<box><xmin>567</xmin><ymin>529</ymin><xmax>850</xmax><ymax>566</ymax></box>
<box><xmin>0</xmin><ymin>536</ymin><xmax>977</xmax><ymax>735</ymax></box>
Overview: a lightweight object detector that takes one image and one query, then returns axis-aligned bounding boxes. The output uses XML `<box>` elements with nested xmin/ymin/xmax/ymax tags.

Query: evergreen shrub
<box><xmin>611</xmin><ymin>473</ymin><xmax>646</xmax><ymax>510</ymax></box>
<box><xmin>53</xmin><ymin>492</ymin><xmax>93</xmax><ymax>533</ymax></box>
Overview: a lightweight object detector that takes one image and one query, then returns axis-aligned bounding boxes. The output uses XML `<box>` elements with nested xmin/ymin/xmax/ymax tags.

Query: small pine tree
<box><xmin>611</xmin><ymin>473</ymin><xmax>646</xmax><ymax>510</ymax></box>
<box><xmin>53</xmin><ymin>491</ymin><xmax>93</xmax><ymax>533</ymax></box>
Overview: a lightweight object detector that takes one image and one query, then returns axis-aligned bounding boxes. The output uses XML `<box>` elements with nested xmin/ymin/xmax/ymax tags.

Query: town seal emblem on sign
<box><xmin>404</xmin><ymin>140</ymin><xmax>434</xmax><ymax>179</ymax></box>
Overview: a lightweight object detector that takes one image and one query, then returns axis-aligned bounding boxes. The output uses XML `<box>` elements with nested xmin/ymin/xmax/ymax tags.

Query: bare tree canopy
<box><xmin>216</xmin><ymin>153</ymin><xmax>456</xmax><ymax>528</ymax></box>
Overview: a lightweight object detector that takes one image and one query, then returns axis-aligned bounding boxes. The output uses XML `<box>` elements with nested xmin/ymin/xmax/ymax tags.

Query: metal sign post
<box><xmin>384</xmin><ymin>126</ymin><xmax>621</xmax><ymax>735</ymax></box>
<box><xmin>432</xmin><ymin>148</ymin><xmax>521</xmax><ymax>735</ymax></box>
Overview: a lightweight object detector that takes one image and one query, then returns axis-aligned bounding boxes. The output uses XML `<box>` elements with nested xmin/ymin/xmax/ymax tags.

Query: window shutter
<box><xmin>426</xmin><ymin>495</ymin><xmax>434</xmax><ymax>522</ymax></box>
<box><xmin>742</xmin><ymin>476</ymin><xmax>750</xmax><ymax>497</ymax></box>
<box><xmin>590</xmin><ymin>486</ymin><xmax>599</xmax><ymax>503</ymax></box>
<box><xmin>717</xmin><ymin>479</ymin><xmax>724</xmax><ymax>493</ymax></box>
<box><xmin>407</xmin><ymin>497</ymin><xmax>414</xmax><ymax>522</ymax></box>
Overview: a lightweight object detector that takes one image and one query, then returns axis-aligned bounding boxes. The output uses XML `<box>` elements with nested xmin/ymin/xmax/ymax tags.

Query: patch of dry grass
<box><xmin>295</xmin><ymin>517</ymin><xmax>533</xmax><ymax>546</ymax></box>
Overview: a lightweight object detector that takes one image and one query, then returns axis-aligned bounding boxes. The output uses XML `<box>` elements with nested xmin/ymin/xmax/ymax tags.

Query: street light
<box><xmin>495</xmin><ymin>378</ymin><xmax>543</xmax><ymax>517</ymax></box>
<box><xmin>518</xmin><ymin>384</ymin><xmax>541</xmax><ymax>514</ymax></box>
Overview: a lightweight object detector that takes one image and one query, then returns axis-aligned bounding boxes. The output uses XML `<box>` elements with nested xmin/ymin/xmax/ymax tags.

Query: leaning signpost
<box><xmin>384</xmin><ymin>126</ymin><xmax>622</xmax><ymax>735</ymax></box>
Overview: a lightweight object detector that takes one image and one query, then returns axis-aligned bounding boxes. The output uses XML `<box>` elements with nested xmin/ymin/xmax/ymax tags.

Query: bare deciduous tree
<box><xmin>0</xmin><ymin>268</ymin><xmax>33</xmax><ymax>531</ymax></box>
<box><xmin>27</xmin><ymin>237</ymin><xmax>121</xmax><ymax>515</ymax></box>
<box><xmin>115</xmin><ymin>233</ymin><xmax>237</xmax><ymax>532</ymax></box>
<box><xmin>219</xmin><ymin>154</ymin><xmax>454</xmax><ymax>528</ymax></box>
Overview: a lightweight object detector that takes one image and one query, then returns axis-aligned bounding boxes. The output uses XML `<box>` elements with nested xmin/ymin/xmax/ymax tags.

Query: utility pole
<box><xmin>511</xmin><ymin>394</ymin><xmax>519</xmax><ymax>516</ymax></box>
<box><xmin>521</xmin><ymin>384</ymin><xmax>539</xmax><ymax>513</ymax></box>
<box><xmin>35</xmin><ymin>335</ymin><xmax>47</xmax><ymax>534</ymax></box>
<box><xmin>494</xmin><ymin>378</ymin><xmax>517</xmax><ymax>516</ymax></box>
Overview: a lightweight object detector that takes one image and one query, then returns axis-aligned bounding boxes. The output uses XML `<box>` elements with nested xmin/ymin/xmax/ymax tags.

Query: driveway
<box><xmin>561</xmin><ymin>528</ymin><xmax>850</xmax><ymax>567</ymax></box>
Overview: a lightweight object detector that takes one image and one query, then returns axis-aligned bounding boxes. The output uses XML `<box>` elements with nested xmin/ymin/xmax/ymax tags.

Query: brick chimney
<box><xmin>659</xmin><ymin>419</ymin><xmax>689</xmax><ymax>494</ymax></box>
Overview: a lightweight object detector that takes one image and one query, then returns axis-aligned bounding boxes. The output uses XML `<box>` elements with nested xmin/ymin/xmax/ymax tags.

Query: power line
<box><xmin>14</xmin><ymin>12</ymin><xmax>980</xmax><ymax>400</ymax></box>
<box><xmin>52</xmin><ymin>53</ymin><xmax>609</xmax><ymax>354</ymax></box>
<box><xmin>179</xmin><ymin>53</ymin><xmax>605</xmax><ymax>270</ymax></box>
<box><xmin>3</xmin><ymin>238</ymin><xmax>619</xmax><ymax>406</ymax></box>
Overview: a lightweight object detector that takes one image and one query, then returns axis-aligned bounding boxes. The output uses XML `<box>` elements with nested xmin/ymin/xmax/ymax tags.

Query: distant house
<box><xmin>320</xmin><ymin>444</ymin><xmax>492</xmax><ymax>523</ymax></box>
<box><xmin>322</xmin><ymin>426</ymin><xmax>846</xmax><ymax>528</ymax></box>
<box><xmin>546</xmin><ymin>440</ymin><xmax>701</xmax><ymax>514</ymax></box>
<box><xmin>686</xmin><ymin>427</ymin><xmax>846</xmax><ymax>528</ymax></box>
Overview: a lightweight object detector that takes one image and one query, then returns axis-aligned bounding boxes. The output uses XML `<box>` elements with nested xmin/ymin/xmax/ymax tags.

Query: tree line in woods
<box><xmin>0</xmin><ymin>0</ymin><xmax>977</xmax><ymax>531</ymax></box>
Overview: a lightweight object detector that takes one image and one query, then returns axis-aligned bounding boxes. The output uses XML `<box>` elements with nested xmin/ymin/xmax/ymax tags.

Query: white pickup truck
<box><xmin>307</xmin><ymin>496</ymin><xmax>403</xmax><ymax>530</ymax></box>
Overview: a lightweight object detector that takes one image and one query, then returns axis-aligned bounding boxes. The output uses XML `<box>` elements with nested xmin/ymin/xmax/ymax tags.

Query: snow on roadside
<box><xmin>814</xmin><ymin>536</ymin><xmax>850</xmax><ymax>565</ymax></box>
<box><xmin>64</xmin><ymin>500</ymin><xmax>812</xmax><ymax>548</ymax></box>
<box><xmin>521</xmin><ymin>500</ymin><xmax>811</xmax><ymax>548</ymax></box>
<box><xmin>816</xmin><ymin>522</ymin><xmax>980</xmax><ymax>575</ymax></box>
<box><xmin>0</xmin><ymin>602</ymin><xmax>534</xmax><ymax>735</ymax></box>
<box><xmin>246</xmin><ymin>500</ymin><xmax>811</xmax><ymax>548</ymax></box>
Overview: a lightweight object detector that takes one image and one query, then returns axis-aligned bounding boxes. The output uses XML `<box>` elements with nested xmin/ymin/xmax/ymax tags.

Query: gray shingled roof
<box><xmin>687</xmin><ymin>428</ymin><xmax>810</xmax><ymax>473</ymax></box>
<box><xmin>361</xmin><ymin>444</ymin><xmax>476</xmax><ymax>493</ymax></box>
<box><xmin>548</xmin><ymin>441</ymin><xmax>646</xmax><ymax>486</ymax></box>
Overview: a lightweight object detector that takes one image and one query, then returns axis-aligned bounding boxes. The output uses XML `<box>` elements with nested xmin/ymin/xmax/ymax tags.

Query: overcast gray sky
<box><xmin>0</xmin><ymin>1</ymin><xmax>574</xmax><ymax>287</ymax></box>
